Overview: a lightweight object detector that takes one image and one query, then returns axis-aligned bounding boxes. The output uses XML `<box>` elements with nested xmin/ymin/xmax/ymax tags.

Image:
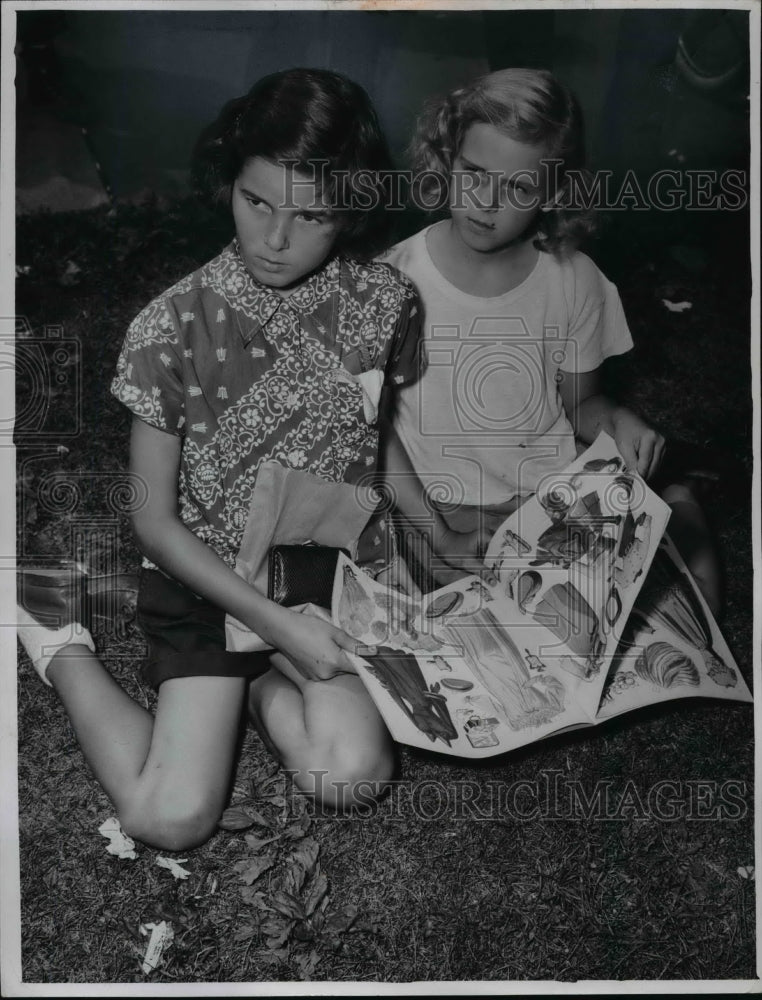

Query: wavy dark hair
<box><xmin>412</xmin><ymin>68</ymin><xmax>597</xmax><ymax>255</ymax></box>
<box><xmin>192</xmin><ymin>68</ymin><xmax>394</xmax><ymax>257</ymax></box>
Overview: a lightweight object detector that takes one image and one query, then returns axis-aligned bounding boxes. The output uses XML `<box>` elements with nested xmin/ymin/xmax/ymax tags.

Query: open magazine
<box><xmin>331</xmin><ymin>432</ymin><xmax>752</xmax><ymax>758</ymax></box>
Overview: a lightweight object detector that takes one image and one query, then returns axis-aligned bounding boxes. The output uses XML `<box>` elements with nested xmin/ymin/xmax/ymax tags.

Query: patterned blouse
<box><xmin>111</xmin><ymin>242</ymin><xmax>422</xmax><ymax>567</ymax></box>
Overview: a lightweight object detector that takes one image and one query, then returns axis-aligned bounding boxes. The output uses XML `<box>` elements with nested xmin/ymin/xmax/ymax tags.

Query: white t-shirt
<box><xmin>382</xmin><ymin>223</ymin><xmax>634</xmax><ymax>506</ymax></box>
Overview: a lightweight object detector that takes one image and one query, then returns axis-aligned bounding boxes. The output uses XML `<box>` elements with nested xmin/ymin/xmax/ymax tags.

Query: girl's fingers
<box><xmin>618</xmin><ymin>439</ymin><xmax>639</xmax><ymax>475</ymax></box>
<box><xmin>643</xmin><ymin>432</ymin><xmax>666</xmax><ymax>480</ymax></box>
<box><xmin>647</xmin><ymin>438</ymin><xmax>664</xmax><ymax>481</ymax></box>
<box><xmin>637</xmin><ymin>438</ymin><xmax>653</xmax><ymax>478</ymax></box>
<box><xmin>332</xmin><ymin>628</ymin><xmax>377</xmax><ymax>657</ymax></box>
<box><xmin>395</xmin><ymin>558</ymin><xmax>422</xmax><ymax>601</ymax></box>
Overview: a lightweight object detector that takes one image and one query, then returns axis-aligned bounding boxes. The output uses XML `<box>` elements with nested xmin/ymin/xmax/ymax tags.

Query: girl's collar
<box><xmin>420</xmin><ymin>222</ymin><xmax>545</xmax><ymax>302</ymax></box>
<box><xmin>231</xmin><ymin>239</ymin><xmax>341</xmax><ymax>310</ymax></box>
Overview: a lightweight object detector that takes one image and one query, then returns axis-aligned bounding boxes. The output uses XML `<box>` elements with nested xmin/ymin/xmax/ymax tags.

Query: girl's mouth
<box><xmin>256</xmin><ymin>257</ymin><xmax>287</xmax><ymax>271</ymax></box>
<box><xmin>465</xmin><ymin>216</ymin><xmax>495</xmax><ymax>232</ymax></box>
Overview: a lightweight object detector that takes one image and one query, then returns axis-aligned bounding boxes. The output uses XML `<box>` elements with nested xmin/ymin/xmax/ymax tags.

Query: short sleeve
<box><xmin>383</xmin><ymin>282</ymin><xmax>425</xmax><ymax>388</ymax></box>
<box><xmin>559</xmin><ymin>254</ymin><xmax>634</xmax><ymax>374</ymax></box>
<box><xmin>110</xmin><ymin>296</ymin><xmax>186</xmax><ymax>435</ymax></box>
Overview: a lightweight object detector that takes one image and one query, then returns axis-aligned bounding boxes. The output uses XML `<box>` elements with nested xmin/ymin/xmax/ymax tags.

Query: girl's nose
<box><xmin>476</xmin><ymin>174</ymin><xmax>501</xmax><ymax>211</ymax></box>
<box><xmin>265</xmin><ymin>215</ymin><xmax>289</xmax><ymax>252</ymax></box>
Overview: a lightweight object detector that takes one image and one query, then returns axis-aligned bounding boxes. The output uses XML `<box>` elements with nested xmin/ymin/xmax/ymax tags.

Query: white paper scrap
<box><xmin>140</xmin><ymin>920</ymin><xmax>174</xmax><ymax>975</ymax></box>
<box><xmin>98</xmin><ymin>817</ymin><xmax>138</xmax><ymax>860</ymax></box>
<box><xmin>155</xmin><ymin>855</ymin><xmax>191</xmax><ymax>880</ymax></box>
<box><xmin>662</xmin><ymin>299</ymin><xmax>692</xmax><ymax>313</ymax></box>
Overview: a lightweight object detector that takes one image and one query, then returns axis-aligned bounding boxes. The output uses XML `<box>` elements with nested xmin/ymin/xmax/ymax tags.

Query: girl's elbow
<box><xmin>132</xmin><ymin>510</ymin><xmax>172</xmax><ymax>557</ymax></box>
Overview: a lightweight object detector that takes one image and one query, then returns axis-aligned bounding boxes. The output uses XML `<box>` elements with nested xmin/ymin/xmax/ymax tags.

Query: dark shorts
<box><xmin>135</xmin><ymin>568</ymin><xmax>273</xmax><ymax>689</ymax></box>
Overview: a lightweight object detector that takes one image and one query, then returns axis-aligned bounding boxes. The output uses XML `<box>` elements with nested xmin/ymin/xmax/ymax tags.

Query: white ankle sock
<box><xmin>17</xmin><ymin>606</ymin><xmax>96</xmax><ymax>687</ymax></box>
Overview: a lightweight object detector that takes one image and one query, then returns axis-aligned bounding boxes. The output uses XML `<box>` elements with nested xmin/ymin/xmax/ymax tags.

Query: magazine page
<box><xmin>596</xmin><ymin>534</ymin><xmax>753</xmax><ymax>720</ymax></box>
<box><xmin>331</xmin><ymin>553</ymin><xmax>593</xmax><ymax>759</ymax></box>
<box><xmin>482</xmin><ymin>432</ymin><xmax>671</xmax><ymax>719</ymax></box>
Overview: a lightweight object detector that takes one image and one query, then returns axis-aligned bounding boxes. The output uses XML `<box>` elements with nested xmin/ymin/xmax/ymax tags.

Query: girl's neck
<box><xmin>428</xmin><ymin>220</ymin><xmax>539</xmax><ymax>298</ymax></box>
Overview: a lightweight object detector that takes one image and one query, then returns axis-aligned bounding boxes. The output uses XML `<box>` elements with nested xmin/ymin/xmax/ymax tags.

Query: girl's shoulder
<box><xmin>550</xmin><ymin>248</ymin><xmax>606</xmax><ymax>284</ymax></box>
<box><xmin>376</xmin><ymin>226</ymin><xmax>428</xmax><ymax>275</ymax></box>
<box><xmin>131</xmin><ymin>245</ymin><xmax>235</xmax><ymax>323</ymax></box>
<box><xmin>547</xmin><ymin>248</ymin><xmax>617</xmax><ymax>303</ymax></box>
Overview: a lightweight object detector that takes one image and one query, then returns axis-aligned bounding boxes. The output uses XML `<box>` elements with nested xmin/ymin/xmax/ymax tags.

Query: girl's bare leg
<box><xmin>248</xmin><ymin>659</ymin><xmax>394</xmax><ymax>810</ymax></box>
<box><xmin>662</xmin><ymin>483</ymin><xmax>722</xmax><ymax>618</ymax></box>
<box><xmin>46</xmin><ymin>647</ymin><xmax>247</xmax><ymax>850</ymax></box>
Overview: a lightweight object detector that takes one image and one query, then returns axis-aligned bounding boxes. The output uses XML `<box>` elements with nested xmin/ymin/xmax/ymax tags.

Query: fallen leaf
<box><xmin>260</xmin><ymin>794</ymin><xmax>287</xmax><ymax>810</ymax></box>
<box><xmin>737</xmin><ymin>865</ymin><xmax>755</xmax><ymax>880</ymax></box>
<box><xmin>257</xmin><ymin>946</ymin><xmax>290</xmax><ymax>965</ymax></box>
<box><xmin>244</xmin><ymin>833</ymin><xmax>280</xmax><ymax>852</ymax></box>
<box><xmin>323</xmin><ymin>902</ymin><xmax>358</xmax><ymax>935</ymax></box>
<box><xmin>284</xmin><ymin>863</ymin><xmax>307</xmax><ymax>896</ymax></box>
<box><xmin>155</xmin><ymin>856</ymin><xmax>191</xmax><ymax>881</ymax></box>
<box><xmin>234</xmin><ymin>853</ymin><xmax>276</xmax><ymax>885</ymax></box>
<box><xmin>290</xmin><ymin>838</ymin><xmax>320</xmax><ymax>875</ymax></box>
<box><xmin>240</xmin><ymin>886</ymin><xmax>269</xmax><ymax>907</ymax></box>
<box><xmin>293</xmin><ymin>947</ymin><xmax>321</xmax><ymax>980</ymax></box>
<box><xmin>244</xmin><ymin>807</ymin><xmax>275</xmax><ymax>828</ymax></box>
<box><xmin>261</xmin><ymin>916</ymin><xmax>294</xmax><ymax>950</ymax></box>
<box><xmin>303</xmin><ymin>871</ymin><xmax>329</xmax><ymax>917</ymax></box>
<box><xmin>270</xmin><ymin>890</ymin><xmax>306</xmax><ymax>922</ymax></box>
<box><xmin>233</xmin><ymin>922</ymin><xmax>259</xmax><ymax>943</ymax></box>
<box><xmin>284</xmin><ymin>813</ymin><xmax>312</xmax><ymax>839</ymax></box>
<box><xmin>217</xmin><ymin>807</ymin><xmax>256</xmax><ymax>831</ymax></box>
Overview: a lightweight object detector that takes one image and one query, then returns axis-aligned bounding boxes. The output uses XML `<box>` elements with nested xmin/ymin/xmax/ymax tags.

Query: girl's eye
<box><xmin>506</xmin><ymin>180</ymin><xmax>534</xmax><ymax>199</ymax></box>
<box><xmin>297</xmin><ymin>212</ymin><xmax>323</xmax><ymax>224</ymax></box>
<box><xmin>245</xmin><ymin>196</ymin><xmax>270</xmax><ymax>212</ymax></box>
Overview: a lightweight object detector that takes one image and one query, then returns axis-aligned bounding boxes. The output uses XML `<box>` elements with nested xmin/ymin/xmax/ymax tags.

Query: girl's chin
<box><xmin>244</xmin><ymin>257</ymin><xmax>294</xmax><ymax>287</ymax></box>
<box><xmin>452</xmin><ymin>218</ymin><xmax>528</xmax><ymax>253</ymax></box>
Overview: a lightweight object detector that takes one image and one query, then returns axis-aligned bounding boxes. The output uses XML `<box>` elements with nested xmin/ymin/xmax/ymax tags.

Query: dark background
<box><xmin>16</xmin><ymin>8</ymin><xmax>750</xmax><ymax>276</ymax></box>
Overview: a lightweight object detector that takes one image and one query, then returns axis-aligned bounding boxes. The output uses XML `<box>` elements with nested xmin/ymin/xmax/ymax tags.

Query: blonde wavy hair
<box><xmin>412</xmin><ymin>68</ymin><xmax>597</xmax><ymax>254</ymax></box>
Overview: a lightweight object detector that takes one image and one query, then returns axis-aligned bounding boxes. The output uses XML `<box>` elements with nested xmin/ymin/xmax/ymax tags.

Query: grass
<box><xmin>14</xmin><ymin>198</ymin><xmax>756</xmax><ymax>985</ymax></box>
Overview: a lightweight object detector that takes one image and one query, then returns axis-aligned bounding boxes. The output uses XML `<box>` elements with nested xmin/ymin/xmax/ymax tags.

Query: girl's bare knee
<box><xmin>290</xmin><ymin>740</ymin><xmax>395</xmax><ymax>810</ymax></box>
<box><xmin>119</xmin><ymin>786</ymin><xmax>222</xmax><ymax>851</ymax></box>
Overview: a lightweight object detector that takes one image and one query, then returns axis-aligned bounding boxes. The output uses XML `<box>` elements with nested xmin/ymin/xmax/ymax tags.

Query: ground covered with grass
<box><xmin>15</xmin><ymin>200</ymin><xmax>756</xmax><ymax>984</ymax></box>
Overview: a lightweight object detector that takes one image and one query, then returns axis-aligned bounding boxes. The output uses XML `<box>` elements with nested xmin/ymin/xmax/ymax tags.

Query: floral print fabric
<box><xmin>112</xmin><ymin>242</ymin><xmax>421</xmax><ymax>566</ymax></box>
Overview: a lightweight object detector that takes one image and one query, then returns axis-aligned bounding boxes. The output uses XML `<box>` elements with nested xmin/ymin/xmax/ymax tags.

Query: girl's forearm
<box><xmin>569</xmin><ymin>393</ymin><xmax>628</xmax><ymax>444</ymax></box>
<box><xmin>134</xmin><ymin>514</ymin><xmax>292</xmax><ymax>645</ymax></box>
<box><xmin>380</xmin><ymin>422</ymin><xmax>451</xmax><ymax>552</ymax></box>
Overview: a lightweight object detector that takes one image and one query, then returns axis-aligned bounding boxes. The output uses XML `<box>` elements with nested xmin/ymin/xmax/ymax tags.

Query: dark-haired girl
<box><xmin>17</xmin><ymin>68</ymin><xmax>422</xmax><ymax>847</ymax></box>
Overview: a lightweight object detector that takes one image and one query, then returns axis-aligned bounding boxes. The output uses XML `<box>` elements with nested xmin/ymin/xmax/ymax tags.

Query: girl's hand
<box><xmin>276</xmin><ymin>611</ymin><xmax>376</xmax><ymax>682</ymax></box>
<box><xmin>374</xmin><ymin>555</ymin><xmax>422</xmax><ymax>601</ymax></box>
<box><xmin>612</xmin><ymin>409</ymin><xmax>665</xmax><ymax>480</ymax></box>
<box><xmin>434</xmin><ymin>526</ymin><xmax>496</xmax><ymax>584</ymax></box>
